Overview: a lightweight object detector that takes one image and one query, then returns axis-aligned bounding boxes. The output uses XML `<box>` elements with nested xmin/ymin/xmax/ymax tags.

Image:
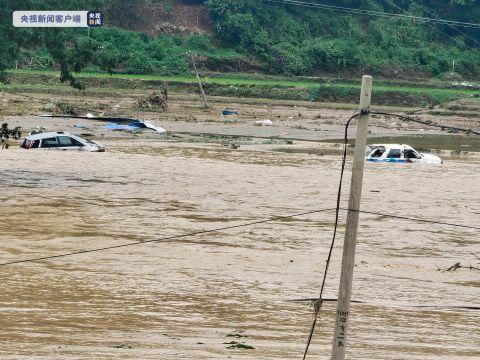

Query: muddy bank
<box><xmin>2</xmin><ymin>88</ymin><xmax>479</xmax><ymax>145</ymax></box>
<box><xmin>7</xmin><ymin>72</ymin><xmax>474</xmax><ymax>107</ymax></box>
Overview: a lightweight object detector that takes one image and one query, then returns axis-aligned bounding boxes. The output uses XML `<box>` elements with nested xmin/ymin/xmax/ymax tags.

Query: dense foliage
<box><xmin>206</xmin><ymin>0</ymin><xmax>480</xmax><ymax>78</ymax></box>
<box><xmin>1</xmin><ymin>0</ymin><xmax>480</xmax><ymax>85</ymax></box>
<box><xmin>1</xmin><ymin>0</ymin><xmax>110</xmax><ymax>88</ymax></box>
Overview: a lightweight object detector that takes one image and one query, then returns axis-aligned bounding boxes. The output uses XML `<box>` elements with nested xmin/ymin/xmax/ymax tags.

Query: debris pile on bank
<box><xmin>136</xmin><ymin>90</ymin><xmax>168</xmax><ymax>111</ymax></box>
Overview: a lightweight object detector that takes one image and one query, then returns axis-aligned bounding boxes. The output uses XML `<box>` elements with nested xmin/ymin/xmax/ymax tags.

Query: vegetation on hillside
<box><xmin>206</xmin><ymin>0</ymin><xmax>480</xmax><ymax>78</ymax></box>
<box><xmin>1</xmin><ymin>0</ymin><xmax>480</xmax><ymax>88</ymax></box>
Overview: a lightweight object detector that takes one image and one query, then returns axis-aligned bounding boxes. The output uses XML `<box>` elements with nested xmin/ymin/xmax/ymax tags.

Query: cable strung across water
<box><xmin>350</xmin><ymin>209</ymin><xmax>480</xmax><ymax>231</ymax></box>
<box><xmin>301</xmin><ymin>112</ymin><xmax>359</xmax><ymax>360</ymax></box>
<box><xmin>290</xmin><ymin>298</ymin><xmax>480</xmax><ymax>311</ymax></box>
<box><xmin>0</xmin><ymin>206</ymin><xmax>477</xmax><ymax>268</ymax></box>
<box><xmin>0</xmin><ymin>207</ymin><xmax>337</xmax><ymax>267</ymax></box>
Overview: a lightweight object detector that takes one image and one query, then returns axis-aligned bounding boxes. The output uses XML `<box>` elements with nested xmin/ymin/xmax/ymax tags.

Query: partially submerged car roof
<box><xmin>368</xmin><ymin>144</ymin><xmax>414</xmax><ymax>149</ymax></box>
<box><xmin>26</xmin><ymin>131</ymin><xmax>74</xmax><ymax>140</ymax></box>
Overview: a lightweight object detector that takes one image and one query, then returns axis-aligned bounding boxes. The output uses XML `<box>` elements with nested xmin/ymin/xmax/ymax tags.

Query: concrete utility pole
<box><xmin>331</xmin><ymin>75</ymin><xmax>372</xmax><ymax>360</ymax></box>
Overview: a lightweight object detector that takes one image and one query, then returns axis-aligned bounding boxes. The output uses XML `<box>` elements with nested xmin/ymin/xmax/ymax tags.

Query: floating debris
<box><xmin>222</xmin><ymin>109</ymin><xmax>239</xmax><ymax>116</ymax></box>
<box><xmin>104</xmin><ymin>120</ymin><xmax>166</xmax><ymax>133</ymax></box>
<box><xmin>254</xmin><ymin>119</ymin><xmax>273</xmax><ymax>126</ymax></box>
<box><xmin>226</xmin><ymin>330</ymin><xmax>247</xmax><ymax>338</ymax></box>
<box><xmin>224</xmin><ymin>341</ymin><xmax>255</xmax><ymax>350</ymax></box>
<box><xmin>221</xmin><ymin>141</ymin><xmax>240</xmax><ymax>149</ymax></box>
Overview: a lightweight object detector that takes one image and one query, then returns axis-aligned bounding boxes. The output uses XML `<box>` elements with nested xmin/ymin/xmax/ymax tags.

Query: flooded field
<box><xmin>0</xmin><ymin>137</ymin><xmax>479</xmax><ymax>359</ymax></box>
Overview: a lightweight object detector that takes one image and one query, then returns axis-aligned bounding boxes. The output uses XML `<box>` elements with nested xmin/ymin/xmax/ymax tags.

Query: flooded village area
<box><xmin>1</xmin><ymin>88</ymin><xmax>479</xmax><ymax>359</ymax></box>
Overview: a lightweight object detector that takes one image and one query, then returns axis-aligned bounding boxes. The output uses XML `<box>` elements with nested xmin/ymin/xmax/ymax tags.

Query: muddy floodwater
<box><xmin>323</xmin><ymin>134</ymin><xmax>480</xmax><ymax>153</ymax></box>
<box><xmin>0</xmin><ymin>138</ymin><xmax>479</xmax><ymax>359</ymax></box>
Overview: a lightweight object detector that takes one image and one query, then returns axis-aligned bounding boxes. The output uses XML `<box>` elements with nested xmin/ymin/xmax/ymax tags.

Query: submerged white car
<box><xmin>366</xmin><ymin>144</ymin><xmax>442</xmax><ymax>164</ymax></box>
<box><xmin>20</xmin><ymin>131</ymin><xmax>104</xmax><ymax>152</ymax></box>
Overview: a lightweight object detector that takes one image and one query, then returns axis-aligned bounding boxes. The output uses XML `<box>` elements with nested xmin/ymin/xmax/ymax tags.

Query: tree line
<box><xmin>1</xmin><ymin>0</ymin><xmax>479</xmax><ymax>88</ymax></box>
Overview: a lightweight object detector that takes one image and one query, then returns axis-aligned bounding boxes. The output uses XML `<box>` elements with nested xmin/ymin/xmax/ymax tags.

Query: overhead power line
<box><xmin>263</xmin><ymin>0</ymin><xmax>480</xmax><ymax>29</ymax></box>
<box><xmin>382</xmin><ymin>0</ymin><xmax>480</xmax><ymax>56</ymax></box>
<box><xmin>405</xmin><ymin>0</ymin><xmax>480</xmax><ymax>49</ymax></box>
<box><xmin>0</xmin><ymin>207</ymin><xmax>337</xmax><ymax>267</ymax></box>
<box><xmin>345</xmin><ymin>209</ymin><xmax>480</xmax><ymax>231</ymax></box>
<box><xmin>0</xmin><ymin>206</ymin><xmax>477</xmax><ymax>268</ymax></box>
<box><xmin>290</xmin><ymin>297</ymin><xmax>480</xmax><ymax>311</ymax></box>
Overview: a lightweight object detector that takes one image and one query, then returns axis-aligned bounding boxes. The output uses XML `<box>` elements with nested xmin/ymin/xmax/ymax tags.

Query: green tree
<box><xmin>1</xmin><ymin>0</ymin><xmax>107</xmax><ymax>89</ymax></box>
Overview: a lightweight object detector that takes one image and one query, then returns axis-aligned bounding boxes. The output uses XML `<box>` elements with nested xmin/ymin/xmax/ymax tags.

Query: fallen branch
<box><xmin>438</xmin><ymin>261</ymin><xmax>480</xmax><ymax>272</ymax></box>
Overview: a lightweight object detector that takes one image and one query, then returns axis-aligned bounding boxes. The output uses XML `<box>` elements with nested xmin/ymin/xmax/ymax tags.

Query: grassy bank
<box><xmin>6</xmin><ymin>69</ymin><xmax>480</xmax><ymax>107</ymax></box>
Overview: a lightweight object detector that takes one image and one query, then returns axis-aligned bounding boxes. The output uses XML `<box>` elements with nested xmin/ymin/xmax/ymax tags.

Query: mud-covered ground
<box><xmin>2</xmin><ymin>90</ymin><xmax>479</xmax><ymax>142</ymax></box>
<box><xmin>1</xmin><ymin>91</ymin><xmax>479</xmax><ymax>359</ymax></box>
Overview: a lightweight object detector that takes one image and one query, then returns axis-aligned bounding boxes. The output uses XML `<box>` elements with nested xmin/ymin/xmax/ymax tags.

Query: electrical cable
<box><xmin>290</xmin><ymin>298</ymin><xmax>480</xmax><ymax>311</ymax></box>
<box><xmin>370</xmin><ymin>111</ymin><xmax>480</xmax><ymax>135</ymax></box>
<box><xmin>382</xmin><ymin>0</ymin><xmax>480</xmax><ymax>56</ymax></box>
<box><xmin>411</xmin><ymin>0</ymin><xmax>480</xmax><ymax>49</ymax></box>
<box><xmin>346</xmin><ymin>209</ymin><xmax>480</xmax><ymax>231</ymax></box>
<box><xmin>0</xmin><ymin>207</ymin><xmax>337</xmax><ymax>267</ymax></box>
<box><xmin>1</xmin><ymin>205</ymin><xmax>476</xmax><ymax>268</ymax></box>
<box><xmin>263</xmin><ymin>0</ymin><xmax>480</xmax><ymax>29</ymax></box>
<box><xmin>301</xmin><ymin>112</ymin><xmax>359</xmax><ymax>360</ymax></box>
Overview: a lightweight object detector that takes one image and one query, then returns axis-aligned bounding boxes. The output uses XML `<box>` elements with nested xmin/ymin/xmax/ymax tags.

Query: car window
<box><xmin>387</xmin><ymin>149</ymin><xmax>402</xmax><ymax>158</ymax></box>
<box><xmin>22</xmin><ymin>139</ymin><xmax>42</xmax><ymax>149</ymax></box>
<box><xmin>57</xmin><ymin>136</ymin><xmax>74</xmax><ymax>146</ymax></box>
<box><xmin>370</xmin><ymin>147</ymin><xmax>385</xmax><ymax>158</ymax></box>
<box><xmin>71</xmin><ymin>138</ymin><xmax>85</xmax><ymax>147</ymax></box>
<box><xmin>40</xmin><ymin>137</ymin><xmax>59</xmax><ymax>148</ymax></box>
<box><xmin>57</xmin><ymin>136</ymin><xmax>84</xmax><ymax>147</ymax></box>
<box><xmin>404</xmin><ymin>149</ymin><xmax>421</xmax><ymax>159</ymax></box>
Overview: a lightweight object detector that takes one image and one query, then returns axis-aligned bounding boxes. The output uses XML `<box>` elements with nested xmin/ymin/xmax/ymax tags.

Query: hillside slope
<box><xmin>109</xmin><ymin>0</ymin><xmax>213</xmax><ymax>35</ymax></box>
<box><xmin>1</xmin><ymin>0</ymin><xmax>480</xmax><ymax>82</ymax></box>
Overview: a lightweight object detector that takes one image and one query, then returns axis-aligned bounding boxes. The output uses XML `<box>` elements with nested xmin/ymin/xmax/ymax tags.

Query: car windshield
<box><xmin>387</xmin><ymin>148</ymin><xmax>402</xmax><ymax>158</ymax></box>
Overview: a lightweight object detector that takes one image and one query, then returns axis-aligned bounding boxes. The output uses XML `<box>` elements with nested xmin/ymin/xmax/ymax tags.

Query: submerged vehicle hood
<box><xmin>419</xmin><ymin>153</ymin><xmax>442</xmax><ymax>164</ymax></box>
<box><xmin>83</xmin><ymin>141</ymin><xmax>105</xmax><ymax>152</ymax></box>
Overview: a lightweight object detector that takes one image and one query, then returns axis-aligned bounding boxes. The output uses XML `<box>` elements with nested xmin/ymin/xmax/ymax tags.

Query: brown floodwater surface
<box><xmin>0</xmin><ymin>140</ymin><xmax>479</xmax><ymax>359</ymax></box>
